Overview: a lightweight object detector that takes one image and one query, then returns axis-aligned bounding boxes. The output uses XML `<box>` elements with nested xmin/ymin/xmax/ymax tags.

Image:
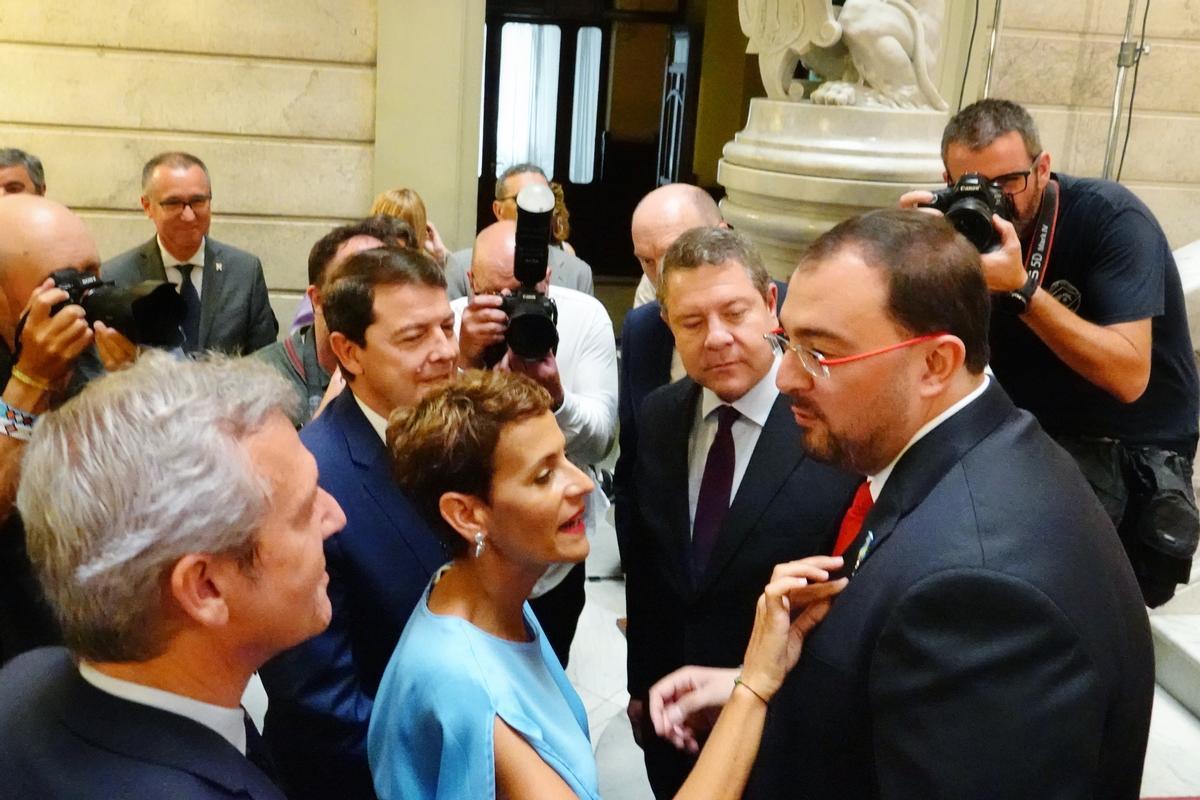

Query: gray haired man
<box><xmin>0</xmin><ymin>148</ymin><xmax>46</xmax><ymax>196</ymax></box>
<box><xmin>0</xmin><ymin>352</ymin><xmax>345</xmax><ymax>799</ymax></box>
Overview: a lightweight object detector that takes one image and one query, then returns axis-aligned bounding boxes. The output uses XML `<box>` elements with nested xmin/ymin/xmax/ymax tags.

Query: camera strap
<box><xmin>1022</xmin><ymin>178</ymin><xmax>1061</xmax><ymax>290</ymax></box>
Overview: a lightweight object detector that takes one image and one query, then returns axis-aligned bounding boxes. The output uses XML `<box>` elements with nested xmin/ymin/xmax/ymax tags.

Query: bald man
<box><xmin>0</xmin><ymin>196</ymin><xmax>136</xmax><ymax>663</ymax></box>
<box><xmin>630</xmin><ymin>183</ymin><xmax>723</xmax><ymax>309</ymax></box>
<box><xmin>454</xmin><ymin>220</ymin><xmax>617</xmax><ymax>666</ymax></box>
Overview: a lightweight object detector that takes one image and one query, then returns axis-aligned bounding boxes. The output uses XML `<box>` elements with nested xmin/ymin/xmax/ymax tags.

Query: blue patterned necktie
<box><xmin>177</xmin><ymin>263</ymin><xmax>202</xmax><ymax>351</ymax></box>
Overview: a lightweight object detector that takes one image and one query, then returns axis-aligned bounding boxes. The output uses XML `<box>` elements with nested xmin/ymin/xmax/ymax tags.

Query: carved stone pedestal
<box><xmin>718</xmin><ymin>99</ymin><xmax>950</xmax><ymax>278</ymax></box>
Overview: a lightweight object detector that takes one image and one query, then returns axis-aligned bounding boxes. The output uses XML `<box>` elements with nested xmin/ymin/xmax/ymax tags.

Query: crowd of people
<box><xmin>0</xmin><ymin>97</ymin><xmax>1193</xmax><ymax>799</ymax></box>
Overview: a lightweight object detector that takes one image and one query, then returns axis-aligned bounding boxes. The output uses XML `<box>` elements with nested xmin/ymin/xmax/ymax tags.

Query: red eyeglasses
<box><xmin>764</xmin><ymin>328</ymin><xmax>948</xmax><ymax>379</ymax></box>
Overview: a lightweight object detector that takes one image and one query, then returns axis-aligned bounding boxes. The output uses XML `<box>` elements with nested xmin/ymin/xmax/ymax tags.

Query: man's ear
<box><xmin>140</xmin><ymin>195</ymin><xmax>153</xmax><ymax>218</ymax></box>
<box><xmin>941</xmin><ymin>169</ymin><xmax>950</xmax><ymax>184</ymax></box>
<box><xmin>438</xmin><ymin>492</ymin><xmax>489</xmax><ymax>550</ymax></box>
<box><xmin>919</xmin><ymin>335</ymin><xmax>967</xmax><ymax>397</ymax></box>
<box><xmin>305</xmin><ymin>285</ymin><xmax>322</xmax><ymax>314</ymax></box>
<box><xmin>1035</xmin><ymin>150</ymin><xmax>1052</xmax><ymax>181</ymax></box>
<box><xmin>328</xmin><ymin>331</ymin><xmax>364</xmax><ymax>378</ymax></box>
<box><xmin>491</xmin><ymin>200</ymin><xmax>504</xmax><ymax>222</ymax></box>
<box><xmin>764</xmin><ymin>282</ymin><xmax>778</xmax><ymax>317</ymax></box>
<box><xmin>168</xmin><ymin>554</ymin><xmax>231</xmax><ymax>628</ymax></box>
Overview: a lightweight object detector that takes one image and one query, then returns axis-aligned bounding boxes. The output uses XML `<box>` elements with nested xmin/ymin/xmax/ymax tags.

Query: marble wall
<box><xmin>976</xmin><ymin>0</ymin><xmax>1200</xmax><ymax>248</ymax></box>
<box><xmin>0</xmin><ymin>0</ymin><xmax>378</xmax><ymax>327</ymax></box>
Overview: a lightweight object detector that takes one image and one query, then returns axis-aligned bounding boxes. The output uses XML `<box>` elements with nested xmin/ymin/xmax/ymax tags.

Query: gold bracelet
<box><xmin>734</xmin><ymin>675</ymin><xmax>769</xmax><ymax>706</ymax></box>
<box><xmin>11</xmin><ymin>367</ymin><xmax>51</xmax><ymax>392</ymax></box>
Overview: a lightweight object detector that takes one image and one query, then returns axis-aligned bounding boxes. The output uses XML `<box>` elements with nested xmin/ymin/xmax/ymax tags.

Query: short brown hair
<box><xmin>941</xmin><ymin>98</ymin><xmax>1042</xmax><ymax>163</ymax></box>
<box><xmin>658</xmin><ymin>226</ymin><xmax>771</xmax><ymax>310</ymax></box>
<box><xmin>387</xmin><ymin>371</ymin><xmax>552</xmax><ymax>557</ymax></box>
<box><xmin>797</xmin><ymin>209</ymin><xmax>990</xmax><ymax>373</ymax></box>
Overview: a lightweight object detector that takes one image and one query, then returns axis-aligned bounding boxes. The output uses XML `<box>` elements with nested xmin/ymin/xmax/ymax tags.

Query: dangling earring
<box><xmin>474</xmin><ymin>531</ymin><xmax>486</xmax><ymax>559</ymax></box>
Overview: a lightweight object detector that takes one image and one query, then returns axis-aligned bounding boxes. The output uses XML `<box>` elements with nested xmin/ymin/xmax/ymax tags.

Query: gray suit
<box><xmin>444</xmin><ymin>245</ymin><xmax>594</xmax><ymax>300</ymax></box>
<box><xmin>102</xmin><ymin>237</ymin><xmax>278</xmax><ymax>355</ymax></box>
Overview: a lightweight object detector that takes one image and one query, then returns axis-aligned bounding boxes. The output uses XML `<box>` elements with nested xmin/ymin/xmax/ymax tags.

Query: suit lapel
<box><xmin>198</xmin><ymin>239</ymin><xmax>224</xmax><ymax>349</ymax></box>
<box><xmin>844</xmin><ymin>381</ymin><xmax>1014</xmax><ymax>577</ymax></box>
<box><xmin>54</xmin><ymin>655</ymin><xmax>283</xmax><ymax>798</ymax></box>
<box><xmin>695</xmin><ymin>393</ymin><xmax>801</xmax><ymax>594</ymax></box>
<box><xmin>653</xmin><ymin>380</ymin><xmax>701</xmax><ymax>596</ymax></box>
<box><xmin>139</xmin><ymin>237</ymin><xmax>168</xmax><ymax>282</ymax></box>
<box><xmin>335</xmin><ymin>392</ymin><xmax>445</xmax><ymax>574</ymax></box>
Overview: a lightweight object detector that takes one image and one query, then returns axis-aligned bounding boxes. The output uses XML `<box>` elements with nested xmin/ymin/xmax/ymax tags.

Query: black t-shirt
<box><xmin>989</xmin><ymin>173</ymin><xmax>1199</xmax><ymax>451</ymax></box>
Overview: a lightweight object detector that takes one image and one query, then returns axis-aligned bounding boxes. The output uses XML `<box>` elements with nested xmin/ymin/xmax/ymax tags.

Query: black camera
<box><xmin>484</xmin><ymin>183</ymin><xmax>559</xmax><ymax>366</ymax></box>
<box><xmin>50</xmin><ymin>269</ymin><xmax>186</xmax><ymax>349</ymax></box>
<box><xmin>920</xmin><ymin>173</ymin><xmax>1014</xmax><ymax>252</ymax></box>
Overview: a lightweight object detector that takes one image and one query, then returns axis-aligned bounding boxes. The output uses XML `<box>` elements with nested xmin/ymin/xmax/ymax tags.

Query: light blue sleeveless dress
<box><xmin>367</xmin><ymin>573</ymin><xmax>600</xmax><ymax>799</ymax></box>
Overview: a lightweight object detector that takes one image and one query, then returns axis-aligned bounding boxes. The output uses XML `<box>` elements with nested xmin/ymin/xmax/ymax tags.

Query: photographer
<box><xmin>0</xmin><ymin>195</ymin><xmax>137</xmax><ymax>662</ymax></box>
<box><xmin>900</xmin><ymin>99</ymin><xmax>1200</xmax><ymax>606</ymax></box>
<box><xmin>455</xmin><ymin>219</ymin><xmax>617</xmax><ymax>665</ymax></box>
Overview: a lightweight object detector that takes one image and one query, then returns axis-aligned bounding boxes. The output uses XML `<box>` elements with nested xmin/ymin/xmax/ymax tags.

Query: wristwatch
<box><xmin>996</xmin><ymin>270</ymin><xmax>1039</xmax><ymax>315</ymax></box>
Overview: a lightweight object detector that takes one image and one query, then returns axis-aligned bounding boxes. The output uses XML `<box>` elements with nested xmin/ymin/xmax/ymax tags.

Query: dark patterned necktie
<box><xmin>691</xmin><ymin>405</ymin><xmax>739</xmax><ymax>580</ymax></box>
<box><xmin>178</xmin><ymin>263</ymin><xmax>202</xmax><ymax>351</ymax></box>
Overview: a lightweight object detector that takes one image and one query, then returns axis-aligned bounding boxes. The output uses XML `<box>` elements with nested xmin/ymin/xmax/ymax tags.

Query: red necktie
<box><xmin>832</xmin><ymin>481</ymin><xmax>873</xmax><ymax>557</ymax></box>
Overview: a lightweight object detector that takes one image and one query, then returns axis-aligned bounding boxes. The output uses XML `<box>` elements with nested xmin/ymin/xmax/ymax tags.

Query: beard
<box><xmin>791</xmin><ymin>376</ymin><xmax>911</xmax><ymax>476</ymax></box>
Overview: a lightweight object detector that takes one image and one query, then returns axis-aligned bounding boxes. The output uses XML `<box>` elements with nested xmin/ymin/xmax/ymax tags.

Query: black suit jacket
<box><xmin>624</xmin><ymin>377</ymin><xmax>857</xmax><ymax>698</ymax></box>
<box><xmin>0</xmin><ymin>647</ymin><xmax>284</xmax><ymax>799</ymax></box>
<box><xmin>102</xmin><ymin>236</ymin><xmax>277</xmax><ymax>355</ymax></box>
<box><xmin>615</xmin><ymin>282</ymin><xmax>787</xmax><ymax>563</ymax></box>
<box><xmin>748</xmin><ymin>382</ymin><xmax>1155</xmax><ymax>800</ymax></box>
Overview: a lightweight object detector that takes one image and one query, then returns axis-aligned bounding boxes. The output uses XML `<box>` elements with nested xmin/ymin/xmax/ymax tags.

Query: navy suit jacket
<box><xmin>102</xmin><ymin>236</ymin><xmax>277</xmax><ymax>355</ymax></box>
<box><xmin>259</xmin><ymin>389</ymin><xmax>446</xmax><ymax>800</ymax></box>
<box><xmin>614</xmin><ymin>281</ymin><xmax>787</xmax><ymax>563</ymax></box>
<box><xmin>0</xmin><ymin>647</ymin><xmax>284</xmax><ymax>799</ymax></box>
<box><xmin>748</xmin><ymin>382</ymin><xmax>1155</xmax><ymax>799</ymax></box>
<box><xmin>624</xmin><ymin>378</ymin><xmax>857</xmax><ymax>698</ymax></box>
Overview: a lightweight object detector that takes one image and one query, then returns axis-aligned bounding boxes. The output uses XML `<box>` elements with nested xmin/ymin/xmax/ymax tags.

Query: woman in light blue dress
<box><xmin>370</xmin><ymin>371</ymin><xmax>846</xmax><ymax>799</ymax></box>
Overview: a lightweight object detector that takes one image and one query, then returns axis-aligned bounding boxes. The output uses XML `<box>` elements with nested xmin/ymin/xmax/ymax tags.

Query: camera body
<box><xmin>483</xmin><ymin>182</ymin><xmax>559</xmax><ymax>366</ymax></box>
<box><xmin>920</xmin><ymin>173</ymin><xmax>1014</xmax><ymax>252</ymax></box>
<box><xmin>50</xmin><ymin>269</ymin><xmax>185</xmax><ymax>348</ymax></box>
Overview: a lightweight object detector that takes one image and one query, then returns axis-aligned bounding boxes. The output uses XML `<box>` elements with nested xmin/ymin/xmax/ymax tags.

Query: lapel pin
<box><xmin>215</xmin><ymin>261</ymin><xmax>223</xmax><ymax>273</ymax></box>
<box><xmin>853</xmin><ymin>530</ymin><xmax>875</xmax><ymax>574</ymax></box>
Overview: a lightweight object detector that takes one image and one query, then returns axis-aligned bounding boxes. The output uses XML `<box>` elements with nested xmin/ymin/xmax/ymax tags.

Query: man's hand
<box><xmin>648</xmin><ymin>666</ymin><xmax>737</xmax><ymax>753</ymax></box>
<box><xmin>424</xmin><ymin>221</ymin><xmax>449</xmax><ymax>266</ymax></box>
<box><xmin>458</xmin><ymin>294</ymin><xmax>507</xmax><ymax>368</ymax></box>
<box><xmin>898</xmin><ymin>189</ymin><xmax>938</xmax><ymax>211</ymax></box>
<box><xmin>978</xmin><ymin>215</ymin><xmax>1028</xmax><ymax>294</ymax></box>
<box><xmin>14</xmin><ymin>279</ymin><xmax>93</xmax><ymax>387</ymax></box>
<box><xmin>93</xmin><ymin>321</ymin><xmax>138</xmax><ymax>372</ymax></box>
<box><xmin>499</xmin><ymin>349</ymin><xmax>565</xmax><ymax>409</ymax></box>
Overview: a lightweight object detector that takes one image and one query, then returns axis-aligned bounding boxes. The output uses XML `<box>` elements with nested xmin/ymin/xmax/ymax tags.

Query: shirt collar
<box><xmin>78</xmin><ymin>661</ymin><xmax>246</xmax><ymax>755</ymax></box>
<box><xmin>157</xmin><ymin>235</ymin><xmax>205</xmax><ymax>269</ymax></box>
<box><xmin>352</xmin><ymin>389</ymin><xmax>389</xmax><ymax>443</ymax></box>
<box><xmin>867</xmin><ymin>374</ymin><xmax>990</xmax><ymax>501</ymax></box>
<box><xmin>699</xmin><ymin>354</ymin><xmax>781</xmax><ymax>428</ymax></box>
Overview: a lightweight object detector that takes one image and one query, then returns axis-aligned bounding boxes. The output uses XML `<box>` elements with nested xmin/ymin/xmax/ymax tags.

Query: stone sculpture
<box><xmin>740</xmin><ymin>0</ymin><xmax>948</xmax><ymax>110</ymax></box>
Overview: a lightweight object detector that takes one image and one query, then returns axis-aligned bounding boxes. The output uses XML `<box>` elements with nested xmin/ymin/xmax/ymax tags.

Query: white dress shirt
<box><xmin>687</xmin><ymin>356</ymin><xmax>782</xmax><ymax>534</ymax></box>
<box><xmin>451</xmin><ymin>286</ymin><xmax>619</xmax><ymax>597</ymax></box>
<box><xmin>867</xmin><ymin>375</ymin><xmax>991</xmax><ymax>501</ymax></box>
<box><xmin>158</xmin><ymin>235</ymin><xmax>206</xmax><ymax>299</ymax></box>
<box><xmin>78</xmin><ymin>660</ymin><xmax>246</xmax><ymax>754</ymax></box>
<box><xmin>353</xmin><ymin>390</ymin><xmax>389</xmax><ymax>443</ymax></box>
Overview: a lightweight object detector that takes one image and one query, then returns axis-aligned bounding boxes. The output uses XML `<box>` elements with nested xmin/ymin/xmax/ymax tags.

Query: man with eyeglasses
<box><xmin>103</xmin><ymin>151</ymin><xmax>278</xmax><ymax>355</ymax></box>
<box><xmin>900</xmin><ymin>99</ymin><xmax>1199</xmax><ymax>607</ymax></box>
<box><xmin>443</xmin><ymin>163</ymin><xmax>594</xmax><ymax>300</ymax></box>
<box><xmin>622</xmin><ymin>225</ymin><xmax>856</xmax><ymax>798</ymax></box>
<box><xmin>650</xmin><ymin>210</ymin><xmax>1153</xmax><ymax>800</ymax></box>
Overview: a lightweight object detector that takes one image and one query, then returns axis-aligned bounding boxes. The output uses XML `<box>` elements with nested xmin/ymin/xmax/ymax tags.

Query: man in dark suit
<box><xmin>0</xmin><ymin>352</ymin><xmax>345</xmax><ymax>798</ymax></box>
<box><xmin>616</xmin><ymin>183</ymin><xmax>726</xmax><ymax>565</ymax></box>
<box><xmin>623</xmin><ymin>226</ymin><xmax>857</xmax><ymax>798</ymax></box>
<box><xmin>653</xmin><ymin>210</ymin><xmax>1155</xmax><ymax>799</ymax></box>
<box><xmin>102</xmin><ymin>151</ymin><xmax>277</xmax><ymax>355</ymax></box>
<box><xmin>258</xmin><ymin>247</ymin><xmax>454</xmax><ymax>800</ymax></box>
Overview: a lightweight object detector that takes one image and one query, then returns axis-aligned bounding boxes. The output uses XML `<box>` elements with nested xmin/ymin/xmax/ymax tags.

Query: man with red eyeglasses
<box><xmin>901</xmin><ymin>99</ymin><xmax>1198</xmax><ymax>607</ymax></box>
<box><xmin>621</xmin><ymin>225</ymin><xmax>857</xmax><ymax>798</ymax></box>
<box><xmin>649</xmin><ymin>210</ymin><xmax>1153</xmax><ymax>800</ymax></box>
